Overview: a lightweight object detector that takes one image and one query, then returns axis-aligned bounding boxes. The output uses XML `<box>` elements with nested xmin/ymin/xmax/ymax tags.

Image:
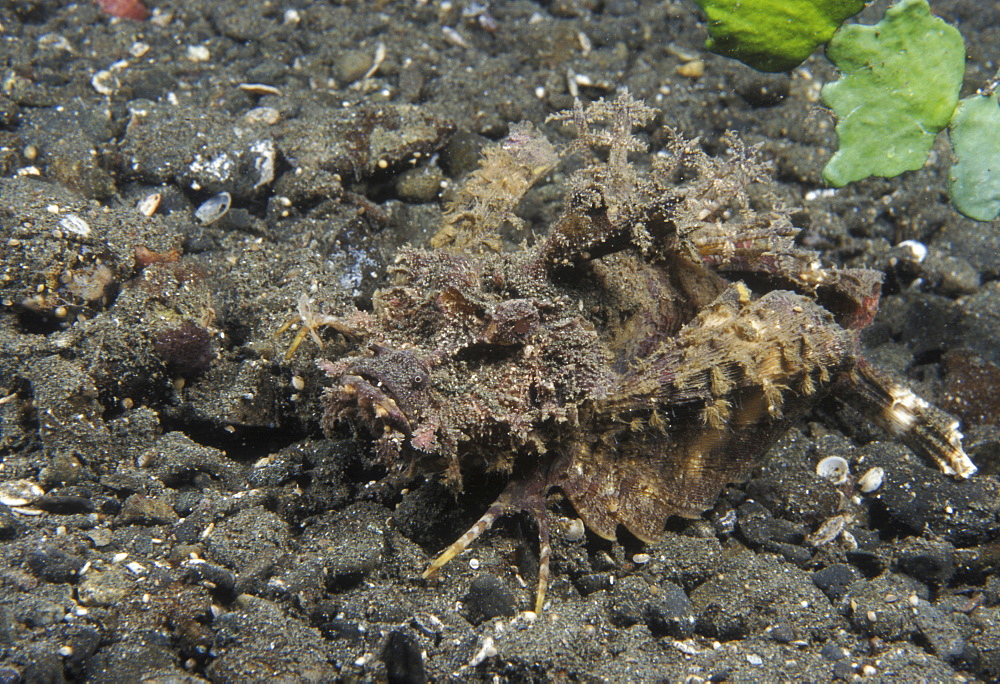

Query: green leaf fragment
<box><xmin>694</xmin><ymin>0</ymin><xmax>864</xmax><ymax>73</ymax></box>
<box><xmin>821</xmin><ymin>0</ymin><xmax>965</xmax><ymax>187</ymax></box>
<box><xmin>949</xmin><ymin>89</ymin><xmax>1000</xmax><ymax>221</ymax></box>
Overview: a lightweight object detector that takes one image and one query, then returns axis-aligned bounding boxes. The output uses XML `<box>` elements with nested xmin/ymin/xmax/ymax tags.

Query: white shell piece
<box><xmin>816</xmin><ymin>455</ymin><xmax>850</xmax><ymax>485</ymax></box>
<box><xmin>91</xmin><ymin>69</ymin><xmax>119</xmax><ymax>96</ymax></box>
<box><xmin>858</xmin><ymin>467</ymin><xmax>885</xmax><ymax>493</ymax></box>
<box><xmin>0</xmin><ymin>479</ymin><xmax>44</xmax><ymax>507</ymax></box>
<box><xmin>195</xmin><ymin>192</ymin><xmax>231</xmax><ymax>225</ymax></box>
<box><xmin>137</xmin><ymin>193</ymin><xmax>161</xmax><ymax>217</ymax></box>
<box><xmin>58</xmin><ymin>214</ymin><xmax>91</xmax><ymax>237</ymax></box>
<box><xmin>564</xmin><ymin>518</ymin><xmax>586</xmax><ymax>542</ymax></box>
<box><xmin>243</xmin><ymin>107</ymin><xmax>281</xmax><ymax>125</ymax></box>
<box><xmin>897</xmin><ymin>239</ymin><xmax>928</xmax><ymax>263</ymax></box>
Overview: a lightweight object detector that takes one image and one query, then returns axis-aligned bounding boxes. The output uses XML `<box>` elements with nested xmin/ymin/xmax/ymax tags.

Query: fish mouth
<box><xmin>338</xmin><ymin>372</ymin><xmax>412</xmax><ymax>435</ymax></box>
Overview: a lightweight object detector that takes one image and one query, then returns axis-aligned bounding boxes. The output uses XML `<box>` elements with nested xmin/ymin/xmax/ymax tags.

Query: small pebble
<box><xmin>676</xmin><ymin>59</ymin><xmax>705</xmax><ymax>78</ymax></box>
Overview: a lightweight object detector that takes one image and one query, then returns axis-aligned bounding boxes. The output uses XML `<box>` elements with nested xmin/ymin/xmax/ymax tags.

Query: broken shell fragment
<box><xmin>564</xmin><ymin>518</ymin><xmax>586</xmax><ymax>542</ymax></box>
<box><xmin>91</xmin><ymin>69</ymin><xmax>119</xmax><ymax>96</ymax></box>
<box><xmin>805</xmin><ymin>512</ymin><xmax>853</xmax><ymax>547</ymax></box>
<box><xmin>816</xmin><ymin>456</ymin><xmax>850</xmax><ymax>485</ymax></box>
<box><xmin>195</xmin><ymin>192</ymin><xmax>231</xmax><ymax>225</ymax></box>
<box><xmin>243</xmin><ymin>107</ymin><xmax>281</xmax><ymax>126</ymax></box>
<box><xmin>137</xmin><ymin>193</ymin><xmax>162</xmax><ymax>217</ymax></box>
<box><xmin>858</xmin><ymin>467</ymin><xmax>885</xmax><ymax>493</ymax></box>
<box><xmin>0</xmin><ymin>479</ymin><xmax>45</xmax><ymax>514</ymax></box>
<box><xmin>58</xmin><ymin>214</ymin><xmax>91</xmax><ymax>237</ymax></box>
<box><xmin>0</xmin><ymin>479</ymin><xmax>45</xmax><ymax>507</ymax></box>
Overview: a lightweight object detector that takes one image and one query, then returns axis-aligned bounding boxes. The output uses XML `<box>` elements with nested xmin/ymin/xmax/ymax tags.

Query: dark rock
<box><xmin>690</xmin><ymin>553</ymin><xmax>844</xmax><ymax>641</ymax></box>
<box><xmin>98</xmin><ymin>472</ymin><xmax>148</xmax><ymax>497</ymax></box>
<box><xmin>395</xmin><ymin>165</ymin><xmax>445</xmax><ymax>203</ymax></box>
<box><xmin>464</xmin><ymin>575</ymin><xmax>517</xmax><ymax>624</ymax></box>
<box><xmin>120</xmin><ymin>102</ymin><xmax>277</xmax><ymax>200</ymax></box>
<box><xmin>317</xmin><ymin>618</ymin><xmax>366</xmax><ymax>642</ymax></box>
<box><xmin>820</xmin><ymin>641</ymin><xmax>849</xmax><ymax>661</ymax></box>
<box><xmin>913</xmin><ymin>600</ymin><xmax>966</xmax><ymax>664</ymax></box>
<box><xmin>23</xmin><ymin>356</ymin><xmax>110</xmax><ymax>462</ymax></box>
<box><xmin>941</xmin><ymin>349</ymin><xmax>1000</xmax><ymax>426</ymax></box>
<box><xmin>985</xmin><ymin>575</ymin><xmax>1000</xmax><ymax>607</ymax></box>
<box><xmin>969</xmin><ymin>609</ymin><xmax>1000</xmax><ymax>681</ymax></box>
<box><xmin>173</xmin><ymin>491</ymin><xmax>203</xmax><ymax>518</ymax></box>
<box><xmin>895</xmin><ymin>537</ymin><xmax>956</xmax><ymax>586</ymax></box>
<box><xmin>813</xmin><ymin>564</ymin><xmax>861</xmax><ymax>603</ymax></box>
<box><xmin>576</xmin><ymin>573</ymin><xmax>613</xmax><ymax>596</ymax></box>
<box><xmin>360</xmin><ymin>587</ymin><xmax>417</xmax><ymax>624</ymax></box>
<box><xmin>644</xmin><ymin>581</ymin><xmax>695</xmax><ymax>638</ymax></box>
<box><xmin>22</xmin><ymin>102</ymin><xmax>117</xmax><ymax>199</ymax></box>
<box><xmin>276</xmin><ymin>100</ymin><xmax>454</xmax><ymax>181</ymax></box>
<box><xmin>841</xmin><ymin>572</ymin><xmax>928</xmax><ymax>640</ymax></box>
<box><xmin>232</xmin><ymin>553</ymin><xmax>281</xmax><ymax>597</ymax></box>
<box><xmin>0</xmin><ymin>504</ymin><xmax>26</xmax><ymax>539</ymax></box>
<box><xmin>62</xmin><ymin>625</ymin><xmax>102</xmax><ymax>675</ymax></box>
<box><xmin>183</xmin><ymin>561</ymin><xmax>236</xmax><ymax>600</ymax></box>
<box><xmin>137</xmin><ymin>432</ymin><xmax>241</xmax><ymax>489</ymax></box>
<box><xmin>737</xmin><ymin>501</ymin><xmax>807</xmax><ymax>547</ymax></box>
<box><xmin>862</xmin><ymin>442</ymin><xmax>1000</xmax><ymax>546</ymax></box>
<box><xmin>205</xmin><ymin>505</ymin><xmax>289</xmax><ymax>570</ymax></box>
<box><xmin>305</xmin><ymin>503</ymin><xmax>385</xmax><ymax>590</ymax></box>
<box><xmin>38</xmin><ymin>452</ymin><xmax>88</xmax><ymax>488</ymax></box>
<box><xmin>206</xmin><ymin>595</ymin><xmax>337</xmax><ymax>681</ymax></box>
<box><xmin>245</xmin><ymin>452</ymin><xmax>298</xmax><ymax>488</ymax></box>
<box><xmin>654</xmin><ymin>533</ymin><xmax>725</xmax><ymax>590</ymax></box>
<box><xmin>845</xmin><ymin>549</ymin><xmax>887</xmax><ymax>577</ymax></box>
<box><xmin>393</xmin><ymin>479</ymin><xmax>481</xmax><ymax>548</ymax></box>
<box><xmin>27</xmin><ymin>544</ymin><xmax>85</xmax><ymax>583</ymax></box>
<box><xmin>382</xmin><ymin>630</ymin><xmax>428</xmax><ymax>684</ymax></box>
<box><xmin>311</xmin><ymin>600</ymin><xmax>364</xmax><ymax>642</ymax></box>
<box><xmin>440</xmin><ymin>129</ymin><xmax>488</xmax><ymax>178</ymax></box>
<box><xmin>77</xmin><ymin>567</ymin><xmax>131</xmax><ymax>607</ymax></box>
<box><xmin>118</xmin><ymin>494</ymin><xmax>179</xmax><ymax>526</ymax></box>
<box><xmin>607</xmin><ymin>575</ymin><xmax>647</xmax><ymax>627</ymax></box>
<box><xmin>172</xmin><ymin>517</ymin><xmax>202</xmax><ymax>544</ymax></box>
<box><xmin>770</xmin><ymin>541</ymin><xmax>813</xmax><ymax>567</ymax></box>
<box><xmin>13</xmin><ymin>596</ymin><xmax>67</xmax><ymax>629</ymax></box>
<box><xmin>279</xmin><ymin>503</ymin><xmax>386</xmax><ymax>604</ymax></box>
<box><xmin>767</xmin><ymin>622</ymin><xmax>797</xmax><ymax>643</ymax></box>
<box><xmin>0</xmin><ymin>605</ymin><xmax>11</xmax><ymax>645</ymax></box>
<box><xmin>731</xmin><ymin>70</ymin><xmax>790</xmax><ymax>108</ymax></box>
<box><xmin>271</xmin><ymin>439</ymin><xmax>353</xmax><ymax>516</ymax></box>
<box><xmin>21</xmin><ymin>650</ymin><xmax>65</xmax><ymax>684</ymax></box>
<box><xmin>745</xmin><ymin>470</ymin><xmax>841</xmax><ymax>525</ymax></box>
<box><xmin>0</xmin><ymin>93</ymin><xmax>19</xmax><ymax>126</ymax></box>
<box><xmin>832</xmin><ymin>660</ymin><xmax>856</xmax><ymax>680</ymax></box>
<box><xmin>82</xmin><ymin>632</ymin><xmax>190</xmax><ymax>683</ymax></box>
<box><xmin>875</xmin><ymin>641</ymin><xmax>973</xmax><ymax>680</ymax></box>
<box><xmin>30</xmin><ymin>494</ymin><xmax>94</xmax><ymax>514</ymax></box>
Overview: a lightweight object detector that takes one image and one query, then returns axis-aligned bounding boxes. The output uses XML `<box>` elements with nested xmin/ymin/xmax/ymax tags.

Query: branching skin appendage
<box><xmin>277</xmin><ymin>294</ymin><xmax>375</xmax><ymax>361</ymax></box>
<box><xmin>318</xmin><ymin>92</ymin><xmax>977</xmax><ymax>612</ymax></box>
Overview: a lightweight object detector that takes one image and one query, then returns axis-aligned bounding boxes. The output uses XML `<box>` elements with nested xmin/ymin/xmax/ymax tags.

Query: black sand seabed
<box><xmin>1</xmin><ymin>0</ymin><xmax>999</xmax><ymax>681</ymax></box>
